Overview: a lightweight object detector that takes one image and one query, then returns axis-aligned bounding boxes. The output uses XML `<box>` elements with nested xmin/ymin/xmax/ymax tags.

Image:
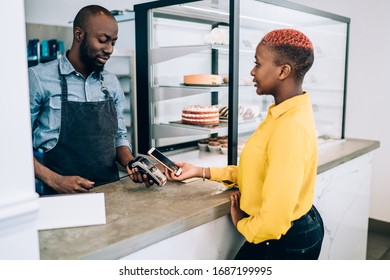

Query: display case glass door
<box><xmin>134</xmin><ymin>0</ymin><xmax>349</xmax><ymax>165</ymax></box>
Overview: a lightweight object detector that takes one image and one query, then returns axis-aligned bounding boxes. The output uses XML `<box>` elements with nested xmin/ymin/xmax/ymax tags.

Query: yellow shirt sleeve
<box><xmin>210</xmin><ymin>166</ymin><xmax>238</xmax><ymax>188</ymax></box>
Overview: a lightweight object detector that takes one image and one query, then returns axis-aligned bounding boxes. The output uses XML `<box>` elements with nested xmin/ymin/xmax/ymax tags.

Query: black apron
<box><xmin>42</xmin><ymin>66</ymin><xmax>119</xmax><ymax>195</ymax></box>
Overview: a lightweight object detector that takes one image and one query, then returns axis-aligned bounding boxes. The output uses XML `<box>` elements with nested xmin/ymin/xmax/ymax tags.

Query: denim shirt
<box><xmin>29</xmin><ymin>54</ymin><xmax>131</xmax><ymax>152</ymax></box>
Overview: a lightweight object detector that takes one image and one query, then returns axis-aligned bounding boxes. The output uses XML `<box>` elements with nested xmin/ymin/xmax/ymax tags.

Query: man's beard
<box><xmin>79</xmin><ymin>37</ymin><xmax>104</xmax><ymax>73</ymax></box>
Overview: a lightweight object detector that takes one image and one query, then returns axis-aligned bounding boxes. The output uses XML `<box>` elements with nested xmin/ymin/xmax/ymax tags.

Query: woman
<box><xmin>166</xmin><ymin>29</ymin><xmax>324</xmax><ymax>260</ymax></box>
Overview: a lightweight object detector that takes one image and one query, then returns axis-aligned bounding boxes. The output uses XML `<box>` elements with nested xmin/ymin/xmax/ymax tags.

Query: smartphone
<box><xmin>128</xmin><ymin>156</ymin><xmax>167</xmax><ymax>187</ymax></box>
<box><xmin>147</xmin><ymin>147</ymin><xmax>183</xmax><ymax>176</ymax></box>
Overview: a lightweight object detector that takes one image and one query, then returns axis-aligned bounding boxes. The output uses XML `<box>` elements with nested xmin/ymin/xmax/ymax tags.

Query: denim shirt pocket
<box><xmin>48</xmin><ymin>96</ymin><xmax>62</xmax><ymax>130</ymax></box>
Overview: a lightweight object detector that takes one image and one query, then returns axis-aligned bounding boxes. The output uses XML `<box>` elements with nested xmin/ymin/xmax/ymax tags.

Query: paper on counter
<box><xmin>36</xmin><ymin>192</ymin><xmax>106</xmax><ymax>230</ymax></box>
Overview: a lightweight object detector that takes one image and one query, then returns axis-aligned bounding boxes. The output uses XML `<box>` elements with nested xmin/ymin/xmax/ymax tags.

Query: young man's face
<box><xmin>250</xmin><ymin>43</ymin><xmax>281</xmax><ymax>97</ymax></box>
<box><xmin>79</xmin><ymin>14</ymin><xmax>118</xmax><ymax>73</ymax></box>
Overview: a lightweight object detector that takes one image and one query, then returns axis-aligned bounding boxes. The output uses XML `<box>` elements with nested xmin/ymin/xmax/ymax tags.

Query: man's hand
<box><xmin>126</xmin><ymin>165</ymin><xmax>155</xmax><ymax>188</ymax></box>
<box><xmin>49</xmin><ymin>174</ymin><xmax>95</xmax><ymax>194</ymax></box>
<box><xmin>34</xmin><ymin>157</ymin><xmax>94</xmax><ymax>194</ymax></box>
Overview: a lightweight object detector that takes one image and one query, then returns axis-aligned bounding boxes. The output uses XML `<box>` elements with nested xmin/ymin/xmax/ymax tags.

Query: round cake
<box><xmin>182</xmin><ymin>105</ymin><xmax>219</xmax><ymax>125</ymax></box>
<box><xmin>183</xmin><ymin>74</ymin><xmax>223</xmax><ymax>85</ymax></box>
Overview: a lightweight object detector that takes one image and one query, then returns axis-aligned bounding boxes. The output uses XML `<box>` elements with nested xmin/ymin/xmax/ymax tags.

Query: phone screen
<box><xmin>148</xmin><ymin>147</ymin><xmax>182</xmax><ymax>175</ymax></box>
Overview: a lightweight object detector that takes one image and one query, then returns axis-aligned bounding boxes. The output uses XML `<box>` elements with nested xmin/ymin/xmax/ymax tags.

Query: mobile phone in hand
<box><xmin>147</xmin><ymin>147</ymin><xmax>182</xmax><ymax>176</ymax></box>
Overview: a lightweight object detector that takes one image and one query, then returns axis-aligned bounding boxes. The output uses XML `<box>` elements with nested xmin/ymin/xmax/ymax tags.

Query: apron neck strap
<box><xmin>58</xmin><ymin>64</ymin><xmax>68</xmax><ymax>101</ymax></box>
<box><xmin>99</xmin><ymin>73</ymin><xmax>110</xmax><ymax>98</ymax></box>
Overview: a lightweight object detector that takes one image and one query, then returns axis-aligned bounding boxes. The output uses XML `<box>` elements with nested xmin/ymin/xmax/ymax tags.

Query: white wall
<box><xmin>0</xmin><ymin>0</ymin><xmax>40</xmax><ymax>259</ymax></box>
<box><xmin>21</xmin><ymin>0</ymin><xmax>390</xmax><ymax>226</ymax></box>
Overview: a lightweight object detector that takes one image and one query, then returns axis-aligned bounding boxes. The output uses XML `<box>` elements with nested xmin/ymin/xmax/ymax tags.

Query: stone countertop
<box><xmin>38</xmin><ymin>138</ymin><xmax>379</xmax><ymax>260</ymax></box>
<box><xmin>317</xmin><ymin>138</ymin><xmax>379</xmax><ymax>174</ymax></box>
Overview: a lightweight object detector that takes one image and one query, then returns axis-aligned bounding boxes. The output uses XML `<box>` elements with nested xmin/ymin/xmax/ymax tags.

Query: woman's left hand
<box><xmin>229</xmin><ymin>190</ymin><xmax>248</xmax><ymax>227</ymax></box>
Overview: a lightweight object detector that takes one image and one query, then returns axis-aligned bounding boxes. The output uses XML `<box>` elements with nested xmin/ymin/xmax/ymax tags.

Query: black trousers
<box><xmin>235</xmin><ymin>205</ymin><xmax>324</xmax><ymax>260</ymax></box>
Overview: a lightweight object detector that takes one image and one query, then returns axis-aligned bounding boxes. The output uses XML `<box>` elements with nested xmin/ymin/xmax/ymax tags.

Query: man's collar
<box><xmin>58</xmin><ymin>51</ymin><xmax>75</xmax><ymax>75</ymax></box>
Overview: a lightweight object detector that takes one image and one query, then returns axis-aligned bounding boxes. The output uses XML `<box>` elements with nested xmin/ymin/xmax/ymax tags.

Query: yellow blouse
<box><xmin>210</xmin><ymin>93</ymin><xmax>318</xmax><ymax>244</ymax></box>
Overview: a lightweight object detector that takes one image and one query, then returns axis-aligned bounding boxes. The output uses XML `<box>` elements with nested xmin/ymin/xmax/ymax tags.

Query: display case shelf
<box><xmin>152</xmin><ymin>85</ymin><xmax>228</xmax><ymax>102</ymax></box>
<box><xmin>151</xmin><ymin>44</ymin><xmax>229</xmax><ymax>64</ymax></box>
<box><xmin>152</xmin><ymin>116</ymin><xmax>262</xmax><ymax>139</ymax></box>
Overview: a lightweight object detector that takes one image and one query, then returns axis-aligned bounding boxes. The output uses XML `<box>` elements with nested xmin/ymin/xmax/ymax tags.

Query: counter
<box><xmin>38</xmin><ymin>138</ymin><xmax>379</xmax><ymax>259</ymax></box>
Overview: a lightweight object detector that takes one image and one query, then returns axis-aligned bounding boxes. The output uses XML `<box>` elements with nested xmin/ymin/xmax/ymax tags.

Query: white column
<box><xmin>0</xmin><ymin>0</ymin><xmax>40</xmax><ymax>259</ymax></box>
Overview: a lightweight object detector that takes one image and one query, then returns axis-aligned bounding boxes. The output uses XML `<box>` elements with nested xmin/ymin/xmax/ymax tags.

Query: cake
<box><xmin>182</xmin><ymin>105</ymin><xmax>219</xmax><ymax>125</ymax></box>
<box><xmin>183</xmin><ymin>74</ymin><xmax>223</xmax><ymax>85</ymax></box>
<box><xmin>219</xmin><ymin>106</ymin><xmax>228</xmax><ymax>118</ymax></box>
<box><xmin>239</xmin><ymin>106</ymin><xmax>256</xmax><ymax>120</ymax></box>
<box><xmin>220</xmin><ymin>143</ymin><xmax>228</xmax><ymax>155</ymax></box>
<box><xmin>198</xmin><ymin>139</ymin><xmax>209</xmax><ymax>151</ymax></box>
<box><xmin>207</xmin><ymin>141</ymin><xmax>221</xmax><ymax>153</ymax></box>
<box><xmin>218</xmin><ymin>105</ymin><xmax>257</xmax><ymax>120</ymax></box>
<box><xmin>203</xmin><ymin>27</ymin><xmax>229</xmax><ymax>45</ymax></box>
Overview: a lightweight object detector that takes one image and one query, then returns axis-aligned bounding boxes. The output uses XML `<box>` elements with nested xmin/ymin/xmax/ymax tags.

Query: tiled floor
<box><xmin>366</xmin><ymin>230</ymin><xmax>390</xmax><ymax>260</ymax></box>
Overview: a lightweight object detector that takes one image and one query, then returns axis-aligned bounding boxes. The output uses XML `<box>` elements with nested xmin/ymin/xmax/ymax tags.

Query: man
<box><xmin>29</xmin><ymin>5</ymin><xmax>150</xmax><ymax>195</ymax></box>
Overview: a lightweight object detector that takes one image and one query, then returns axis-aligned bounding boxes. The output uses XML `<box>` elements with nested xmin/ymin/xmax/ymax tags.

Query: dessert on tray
<box><xmin>182</xmin><ymin>105</ymin><xmax>219</xmax><ymax>125</ymax></box>
<box><xmin>183</xmin><ymin>74</ymin><xmax>223</xmax><ymax>85</ymax></box>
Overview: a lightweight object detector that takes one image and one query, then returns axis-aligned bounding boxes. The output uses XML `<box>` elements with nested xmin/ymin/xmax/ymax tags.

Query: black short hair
<box><xmin>73</xmin><ymin>5</ymin><xmax>115</xmax><ymax>30</ymax></box>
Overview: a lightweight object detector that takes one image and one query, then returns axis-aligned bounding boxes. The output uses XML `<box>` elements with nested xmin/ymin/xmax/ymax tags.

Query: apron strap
<box><xmin>100</xmin><ymin>72</ymin><xmax>111</xmax><ymax>98</ymax></box>
<box><xmin>58</xmin><ymin>64</ymin><xmax>68</xmax><ymax>102</ymax></box>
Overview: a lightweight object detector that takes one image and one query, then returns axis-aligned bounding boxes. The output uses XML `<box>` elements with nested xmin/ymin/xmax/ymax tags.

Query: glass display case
<box><xmin>134</xmin><ymin>0</ymin><xmax>350</xmax><ymax>165</ymax></box>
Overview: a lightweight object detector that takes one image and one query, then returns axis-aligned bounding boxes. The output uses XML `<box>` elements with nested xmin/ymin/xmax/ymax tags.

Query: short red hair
<box><xmin>261</xmin><ymin>29</ymin><xmax>313</xmax><ymax>50</ymax></box>
<box><xmin>261</xmin><ymin>29</ymin><xmax>314</xmax><ymax>81</ymax></box>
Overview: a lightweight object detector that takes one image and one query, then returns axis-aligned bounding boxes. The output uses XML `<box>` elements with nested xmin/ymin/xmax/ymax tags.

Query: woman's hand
<box><xmin>164</xmin><ymin>162</ymin><xmax>201</xmax><ymax>181</ymax></box>
<box><xmin>229</xmin><ymin>190</ymin><xmax>248</xmax><ymax>227</ymax></box>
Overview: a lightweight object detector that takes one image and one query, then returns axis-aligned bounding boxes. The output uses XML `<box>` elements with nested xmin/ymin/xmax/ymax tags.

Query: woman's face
<box><xmin>250</xmin><ymin>43</ymin><xmax>280</xmax><ymax>97</ymax></box>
